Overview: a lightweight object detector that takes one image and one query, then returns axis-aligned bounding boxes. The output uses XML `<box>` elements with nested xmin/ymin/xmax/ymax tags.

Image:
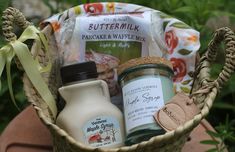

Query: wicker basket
<box><xmin>2</xmin><ymin>7</ymin><xmax>235</xmax><ymax>152</ymax></box>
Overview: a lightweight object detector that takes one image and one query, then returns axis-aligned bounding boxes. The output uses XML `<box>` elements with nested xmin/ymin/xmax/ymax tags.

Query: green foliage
<box><xmin>201</xmin><ymin>116</ymin><xmax>235</xmax><ymax>152</ymax></box>
<box><xmin>0</xmin><ymin>64</ymin><xmax>28</xmax><ymax>132</ymax></box>
<box><xmin>0</xmin><ymin>0</ymin><xmax>10</xmax><ymax>47</ymax></box>
<box><xmin>0</xmin><ymin>0</ymin><xmax>235</xmax><ymax>151</ymax></box>
<box><xmin>42</xmin><ymin>1</ymin><xmax>235</xmax><ymax>151</ymax></box>
<box><xmin>0</xmin><ymin>0</ymin><xmax>28</xmax><ymax>132</ymax></box>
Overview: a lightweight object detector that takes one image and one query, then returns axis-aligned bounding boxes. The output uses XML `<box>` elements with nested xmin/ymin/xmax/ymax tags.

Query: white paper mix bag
<box><xmin>42</xmin><ymin>2</ymin><xmax>200</xmax><ymax>105</ymax></box>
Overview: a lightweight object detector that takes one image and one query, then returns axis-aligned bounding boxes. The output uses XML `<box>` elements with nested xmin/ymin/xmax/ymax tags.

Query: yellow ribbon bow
<box><xmin>0</xmin><ymin>25</ymin><xmax>57</xmax><ymax>119</ymax></box>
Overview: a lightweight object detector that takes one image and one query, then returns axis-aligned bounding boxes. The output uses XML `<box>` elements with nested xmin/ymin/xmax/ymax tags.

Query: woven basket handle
<box><xmin>2</xmin><ymin>7</ymin><xmax>31</xmax><ymax>42</ymax></box>
<box><xmin>200</xmin><ymin>27</ymin><xmax>235</xmax><ymax>88</ymax></box>
<box><xmin>196</xmin><ymin>27</ymin><xmax>235</xmax><ymax>94</ymax></box>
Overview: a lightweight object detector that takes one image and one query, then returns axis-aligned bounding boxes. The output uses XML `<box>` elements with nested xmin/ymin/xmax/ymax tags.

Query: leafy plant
<box><xmin>0</xmin><ymin>1</ymin><xmax>235</xmax><ymax>151</ymax></box>
<box><xmin>0</xmin><ymin>0</ymin><xmax>10</xmax><ymax>47</ymax></box>
<box><xmin>201</xmin><ymin>116</ymin><xmax>235</xmax><ymax>152</ymax></box>
<box><xmin>45</xmin><ymin>1</ymin><xmax>235</xmax><ymax>151</ymax></box>
<box><xmin>0</xmin><ymin>0</ymin><xmax>28</xmax><ymax>132</ymax></box>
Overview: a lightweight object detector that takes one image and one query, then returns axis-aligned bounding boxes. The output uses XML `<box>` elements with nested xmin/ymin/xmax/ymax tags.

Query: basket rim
<box><xmin>23</xmin><ymin>31</ymin><xmax>219</xmax><ymax>150</ymax></box>
<box><xmin>27</xmin><ymin>87</ymin><xmax>216</xmax><ymax>151</ymax></box>
<box><xmin>20</xmin><ymin>24</ymin><xmax>220</xmax><ymax>151</ymax></box>
<box><xmin>3</xmin><ymin>5</ymin><xmax>234</xmax><ymax>152</ymax></box>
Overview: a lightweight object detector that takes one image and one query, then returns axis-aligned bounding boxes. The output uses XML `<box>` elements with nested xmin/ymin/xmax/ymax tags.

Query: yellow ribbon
<box><xmin>0</xmin><ymin>25</ymin><xmax>57</xmax><ymax>119</ymax></box>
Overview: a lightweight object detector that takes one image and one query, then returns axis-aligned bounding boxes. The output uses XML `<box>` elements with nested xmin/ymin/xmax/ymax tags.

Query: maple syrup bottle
<box><xmin>56</xmin><ymin>61</ymin><xmax>125</xmax><ymax>148</ymax></box>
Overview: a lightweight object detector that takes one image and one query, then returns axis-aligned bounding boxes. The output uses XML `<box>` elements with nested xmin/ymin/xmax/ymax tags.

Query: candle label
<box><xmin>122</xmin><ymin>76</ymin><xmax>164</xmax><ymax>133</ymax></box>
<box><xmin>83</xmin><ymin>116</ymin><xmax>122</xmax><ymax>147</ymax></box>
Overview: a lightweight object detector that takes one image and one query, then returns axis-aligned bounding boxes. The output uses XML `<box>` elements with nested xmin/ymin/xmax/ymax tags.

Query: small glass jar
<box><xmin>118</xmin><ymin>57</ymin><xmax>175</xmax><ymax>145</ymax></box>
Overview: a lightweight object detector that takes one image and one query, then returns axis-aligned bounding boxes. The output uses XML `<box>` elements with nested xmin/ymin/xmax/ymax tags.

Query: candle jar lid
<box><xmin>117</xmin><ymin>56</ymin><xmax>173</xmax><ymax>79</ymax></box>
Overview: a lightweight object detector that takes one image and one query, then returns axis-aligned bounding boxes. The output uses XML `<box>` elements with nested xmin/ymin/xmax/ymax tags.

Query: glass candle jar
<box><xmin>118</xmin><ymin>57</ymin><xmax>175</xmax><ymax>145</ymax></box>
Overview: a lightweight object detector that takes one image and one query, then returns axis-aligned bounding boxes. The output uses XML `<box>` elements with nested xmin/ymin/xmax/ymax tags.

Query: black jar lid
<box><xmin>60</xmin><ymin>61</ymin><xmax>98</xmax><ymax>85</ymax></box>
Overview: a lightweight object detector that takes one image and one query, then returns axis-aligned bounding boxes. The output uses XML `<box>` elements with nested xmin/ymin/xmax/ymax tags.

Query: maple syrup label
<box><xmin>83</xmin><ymin>116</ymin><xmax>122</xmax><ymax>147</ymax></box>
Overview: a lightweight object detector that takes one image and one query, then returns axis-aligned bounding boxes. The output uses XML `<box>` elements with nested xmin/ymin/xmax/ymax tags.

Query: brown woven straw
<box><xmin>2</xmin><ymin>7</ymin><xmax>235</xmax><ymax>152</ymax></box>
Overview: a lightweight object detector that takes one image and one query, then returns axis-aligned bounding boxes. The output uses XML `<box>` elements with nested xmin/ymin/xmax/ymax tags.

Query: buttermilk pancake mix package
<box><xmin>42</xmin><ymin>2</ymin><xmax>200</xmax><ymax>106</ymax></box>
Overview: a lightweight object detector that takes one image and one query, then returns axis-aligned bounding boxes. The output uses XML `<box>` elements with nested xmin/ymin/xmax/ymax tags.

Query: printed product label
<box><xmin>75</xmin><ymin>11</ymin><xmax>151</xmax><ymax>63</ymax></box>
<box><xmin>122</xmin><ymin>76</ymin><xmax>164</xmax><ymax>133</ymax></box>
<box><xmin>83</xmin><ymin>116</ymin><xmax>122</xmax><ymax>147</ymax></box>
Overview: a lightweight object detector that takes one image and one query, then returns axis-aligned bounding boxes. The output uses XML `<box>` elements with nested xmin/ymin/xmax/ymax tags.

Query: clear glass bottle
<box><xmin>56</xmin><ymin>61</ymin><xmax>125</xmax><ymax>148</ymax></box>
<box><xmin>118</xmin><ymin>57</ymin><xmax>174</xmax><ymax>145</ymax></box>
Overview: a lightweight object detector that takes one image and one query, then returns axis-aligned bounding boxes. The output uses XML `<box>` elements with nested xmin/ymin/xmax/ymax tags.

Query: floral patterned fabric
<box><xmin>42</xmin><ymin>2</ymin><xmax>200</xmax><ymax>94</ymax></box>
